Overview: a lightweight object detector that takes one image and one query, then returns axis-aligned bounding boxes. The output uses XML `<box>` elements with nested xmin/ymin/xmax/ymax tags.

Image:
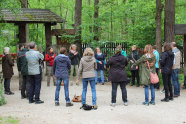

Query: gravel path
<box><xmin>0</xmin><ymin>67</ymin><xmax>186</xmax><ymax>124</ymax></box>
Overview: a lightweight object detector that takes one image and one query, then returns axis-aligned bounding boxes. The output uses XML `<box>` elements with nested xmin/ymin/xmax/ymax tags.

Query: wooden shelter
<box><xmin>0</xmin><ymin>8</ymin><xmax>66</xmax><ymax>50</ymax></box>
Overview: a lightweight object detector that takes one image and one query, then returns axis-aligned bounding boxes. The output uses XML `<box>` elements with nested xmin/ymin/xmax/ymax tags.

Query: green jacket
<box><xmin>133</xmin><ymin>54</ymin><xmax>156</xmax><ymax>85</ymax></box>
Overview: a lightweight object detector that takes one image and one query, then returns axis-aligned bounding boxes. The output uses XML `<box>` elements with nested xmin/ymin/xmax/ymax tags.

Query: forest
<box><xmin>0</xmin><ymin>0</ymin><xmax>186</xmax><ymax>53</ymax></box>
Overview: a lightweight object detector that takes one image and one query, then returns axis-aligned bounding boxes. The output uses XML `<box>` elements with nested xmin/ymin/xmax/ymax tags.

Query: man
<box><xmin>26</xmin><ymin>42</ymin><xmax>44</xmax><ymax>104</ymax></box>
<box><xmin>17</xmin><ymin>44</ymin><xmax>24</xmax><ymax>90</ymax></box>
<box><xmin>17</xmin><ymin>43</ymin><xmax>29</xmax><ymax>99</ymax></box>
<box><xmin>53</xmin><ymin>47</ymin><xmax>73</xmax><ymax>107</ymax></box>
<box><xmin>153</xmin><ymin>45</ymin><xmax>160</xmax><ymax>90</ymax></box>
<box><xmin>171</xmin><ymin>42</ymin><xmax>181</xmax><ymax>97</ymax></box>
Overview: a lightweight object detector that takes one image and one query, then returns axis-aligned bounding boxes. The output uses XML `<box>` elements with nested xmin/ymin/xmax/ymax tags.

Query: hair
<box><xmin>60</xmin><ymin>47</ymin><xmax>67</xmax><ymax>54</ymax></box>
<box><xmin>95</xmin><ymin>47</ymin><xmax>101</xmax><ymax>53</ymax></box>
<box><xmin>69</xmin><ymin>44</ymin><xmax>77</xmax><ymax>50</ymax></box>
<box><xmin>4</xmin><ymin>47</ymin><xmax>10</xmax><ymax>55</ymax></box>
<box><xmin>29</xmin><ymin>41</ymin><xmax>36</xmax><ymax>49</ymax></box>
<box><xmin>171</xmin><ymin>42</ymin><xmax>176</xmax><ymax>47</ymax></box>
<box><xmin>115</xmin><ymin>45</ymin><xmax>122</xmax><ymax>54</ymax></box>
<box><xmin>83</xmin><ymin>48</ymin><xmax>94</xmax><ymax>57</ymax></box>
<box><xmin>132</xmin><ymin>45</ymin><xmax>137</xmax><ymax>50</ymax></box>
<box><xmin>19</xmin><ymin>44</ymin><xmax>24</xmax><ymax>50</ymax></box>
<box><xmin>144</xmin><ymin>45</ymin><xmax>154</xmax><ymax>56</ymax></box>
<box><xmin>152</xmin><ymin>45</ymin><xmax>156</xmax><ymax>50</ymax></box>
<box><xmin>24</xmin><ymin>43</ymin><xmax>29</xmax><ymax>49</ymax></box>
<box><xmin>164</xmin><ymin>43</ymin><xmax>172</xmax><ymax>52</ymax></box>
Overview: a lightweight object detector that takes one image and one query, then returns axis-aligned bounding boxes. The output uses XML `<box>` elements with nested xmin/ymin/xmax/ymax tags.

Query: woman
<box><xmin>77</xmin><ymin>48</ymin><xmax>97</xmax><ymax>110</ymax></box>
<box><xmin>160</xmin><ymin>43</ymin><xmax>174</xmax><ymax>102</ymax></box>
<box><xmin>2</xmin><ymin>47</ymin><xmax>14</xmax><ymax>95</ymax></box>
<box><xmin>106</xmin><ymin>46</ymin><xmax>128</xmax><ymax>107</ymax></box>
<box><xmin>95</xmin><ymin>47</ymin><xmax>106</xmax><ymax>85</ymax></box>
<box><xmin>45</xmin><ymin>47</ymin><xmax>56</xmax><ymax>86</ymax></box>
<box><xmin>128</xmin><ymin>45</ymin><xmax>140</xmax><ymax>87</ymax></box>
<box><xmin>69</xmin><ymin>44</ymin><xmax>81</xmax><ymax>86</ymax></box>
<box><xmin>53</xmin><ymin>47</ymin><xmax>73</xmax><ymax>107</ymax></box>
<box><xmin>132</xmin><ymin>45</ymin><xmax>156</xmax><ymax>106</ymax></box>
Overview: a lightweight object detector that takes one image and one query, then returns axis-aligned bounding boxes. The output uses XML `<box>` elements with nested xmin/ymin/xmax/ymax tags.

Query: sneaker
<box><xmin>110</xmin><ymin>103</ymin><xmax>116</xmax><ymax>107</ymax></box>
<box><xmin>169</xmin><ymin>97</ymin><xmax>174</xmax><ymax>101</ymax></box>
<box><xmin>66</xmin><ymin>102</ymin><xmax>73</xmax><ymax>107</ymax></box>
<box><xmin>102</xmin><ymin>83</ymin><xmax>104</xmax><ymax>85</ymax></box>
<box><xmin>29</xmin><ymin>100</ymin><xmax>35</xmax><ymax>104</ymax></box>
<box><xmin>21</xmin><ymin>96</ymin><xmax>26</xmax><ymax>99</ymax></box>
<box><xmin>93</xmin><ymin>105</ymin><xmax>98</xmax><ymax>110</ymax></box>
<box><xmin>173</xmin><ymin>95</ymin><xmax>179</xmax><ymax>98</ymax></box>
<box><xmin>136</xmin><ymin>84</ymin><xmax>140</xmax><ymax>87</ymax></box>
<box><xmin>35</xmin><ymin>100</ymin><xmax>44</xmax><ymax>104</ymax></box>
<box><xmin>55</xmin><ymin>102</ymin><xmax>60</xmax><ymax>106</ymax></box>
<box><xmin>149</xmin><ymin>101</ymin><xmax>155</xmax><ymax>105</ymax></box>
<box><xmin>5</xmin><ymin>91</ymin><xmax>14</xmax><ymax>95</ymax></box>
<box><xmin>142</xmin><ymin>102</ymin><xmax>149</xmax><ymax>106</ymax></box>
<box><xmin>124</xmin><ymin>102</ymin><xmax>128</xmax><ymax>106</ymax></box>
<box><xmin>161</xmin><ymin>98</ymin><xmax>169</xmax><ymax>102</ymax></box>
<box><xmin>160</xmin><ymin>89</ymin><xmax>165</xmax><ymax>94</ymax></box>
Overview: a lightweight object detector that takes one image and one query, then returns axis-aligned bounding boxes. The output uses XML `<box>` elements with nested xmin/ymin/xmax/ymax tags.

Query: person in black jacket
<box><xmin>128</xmin><ymin>45</ymin><xmax>140</xmax><ymax>87</ymax></box>
<box><xmin>17</xmin><ymin>43</ymin><xmax>29</xmax><ymax>99</ymax></box>
<box><xmin>106</xmin><ymin>47</ymin><xmax>128</xmax><ymax>107</ymax></box>
<box><xmin>68</xmin><ymin>44</ymin><xmax>81</xmax><ymax>86</ymax></box>
<box><xmin>160</xmin><ymin>43</ymin><xmax>174</xmax><ymax>102</ymax></box>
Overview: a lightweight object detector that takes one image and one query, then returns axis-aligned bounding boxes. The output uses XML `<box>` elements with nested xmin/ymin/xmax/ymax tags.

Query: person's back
<box><xmin>26</xmin><ymin>49</ymin><xmax>44</xmax><ymax>75</ymax></box>
<box><xmin>172</xmin><ymin>47</ymin><xmax>181</xmax><ymax>69</ymax></box>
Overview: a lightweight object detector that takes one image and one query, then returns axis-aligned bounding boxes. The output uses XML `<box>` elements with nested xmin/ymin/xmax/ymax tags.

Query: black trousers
<box><xmin>111</xmin><ymin>82</ymin><xmax>127</xmax><ymax>103</ymax></box>
<box><xmin>4</xmin><ymin>78</ymin><xmax>11</xmax><ymax>92</ymax></box>
<box><xmin>131</xmin><ymin>70</ymin><xmax>139</xmax><ymax>85</ymax></box>
<box><xmin>28</xmin><ymin>74</ymin><xmax>42</xmax><ymax>101</ymax></box>
<box><xmin>21</xmin><ymin>75</ymin><xmax>30</xmax><ymax>97</ymax></box>
<box><xmin>162</xmin><ymin>73</ymin><xmax>173</xmax><ymax>99</ymax></box>
<box><xmin>184</xmin><ymin>76</ymin><xmax>186</xmax><ymax>87</ymax></box>
<box><xmin>154</xmin><ymin>68</ymin><xmax>160</xmax><ymax>89</ymax></box>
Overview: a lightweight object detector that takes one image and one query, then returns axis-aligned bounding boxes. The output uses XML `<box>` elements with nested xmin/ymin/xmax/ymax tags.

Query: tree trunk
<box><xmin>74</xmin><ymin>0</ymin><xmax>83</xmax><ymax>56</ymax></box>
<box><xmin>164</xmin><ymin>0</ymin><xmax>175</xmax><ymax>43</ymax></box>
<box><xmin>94</xmin><ymin>0</ymin><xmax>99</xmax><ymax>41</ymax></box>
<box><xmin>156</xmin><ymin>0</ymin><xmax>164</xmax><ymax>55</ymax></box>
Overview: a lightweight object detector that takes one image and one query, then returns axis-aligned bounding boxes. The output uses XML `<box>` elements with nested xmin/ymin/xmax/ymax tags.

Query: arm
<box><xmin>160</xmin><ymin>53</ymin><xmax>167</xmax><ymax>67</ymax></box>
<box><xmin>133</xmin><ymin>55</ymin><xmax>145</xmax><ymax>66</ymax></box>
<box><xmin>68</xmin><ymin>52</ymin><xmax>75</xmax><ymax>60</ymax></box>
<box><xmin>17</xmin><ymin>55</ymin><xmax>21</xmax><ymax>71</ymax></box>
<box><xmin>77</xmin><ymin>59</ymin><xmax>83</xmax><ymax>79</ymax></box>
<box><xmin>45</xmin><ymin>54</ymin><xmax>51</xmax><ymax>62</ymax></box>
<box><xmin>38</xmin><ymin>52</ymin><xmax>44</xmax><ymax>61</ymax></box>
<box><xmin>8</xmin><ymin>55</ymin><xmax>14</xmax><ymax>66</ymax></box>
<box><xmin>67</xmin><ymin>57</ymin><xmax>71</xmax><ymax>70</ymax></box>
<box><xmin>94</xmin><ymin>59</ymin><xmax>97</xmax><ymax>70</ymax></box>
<box><xmin>53</xmin><ymin>59</ymin><xmax>56</xmax><ymax>75</ymax></box>
<box><xmin>106</xmin><ymin>58</ymin><xmax>112</xmax><ymax>68</ymax></box>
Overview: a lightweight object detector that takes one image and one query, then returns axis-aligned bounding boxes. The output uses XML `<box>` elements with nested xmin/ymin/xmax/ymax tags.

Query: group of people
<box><xmin>1</xmin><ymin>41</ymin><xmax>183</xmax><ymax>108</ymax></box>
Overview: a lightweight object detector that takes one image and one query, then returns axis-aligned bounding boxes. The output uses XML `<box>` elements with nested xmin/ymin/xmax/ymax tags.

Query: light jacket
<box><xmin>172</xmin><ymin>47</ymin><xmax>181</xmax><ymax>69</ymax></box>
<box><xmin>121</xmin><ymin>50</ymin><xmax>127</xmax><ymax>58</ymax></box>
<box><xmin>153</xmin><ymin>50</ymin><xmax>159</xmax><ymax>69</ymax></box>
<box><xmin>26</xmin><ymin>49</ymin><xmax>44</xmax><ymax>75</ymax></box>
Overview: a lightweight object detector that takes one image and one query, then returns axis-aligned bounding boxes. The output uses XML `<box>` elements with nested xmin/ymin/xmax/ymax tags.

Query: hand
<box><xmin>53</xmin><ymin>76</ymin><xmax>56</xmax><ymax>79</ymax></box>
<box><xmin>131</xmin><ymin>65</ymin><xmax>134</xmax><ymax>68</ymax></box>
<box><xmin>19</xmin><ymin>71</ymin><xmax>21</xmax><ymax>75</ymax></box>
<box><xmin>78</xmin><ymin>78</ymin><xmax>80</xmax><ymax>82</ymax></box>
<box><xmin>52</xmin><ymin>56</ymin><xmax>54</xmax><ymax>58</ymax></box>
<box><xmin>160</xmin><ymin>69</ymin><xmax>162</xmax><ymax>73</ymax></box>
<box><xmin>99</xmin><ymin>61</ymin><xmax>102</xmax><ymax>64</ymax></box>
<box><xmin>130</xmin><ymin>60</ymin><xmax>134</xmax><ymax>63</ymax></box>
<box><xmin>74</xmin><ymin>52</ymin><xmax>78</xmax><ymax>55</ymax></box>
<box><xmin>136</xmin><ymin>66</ymin><xmax>138</xmax><ymax>70</ymax></box>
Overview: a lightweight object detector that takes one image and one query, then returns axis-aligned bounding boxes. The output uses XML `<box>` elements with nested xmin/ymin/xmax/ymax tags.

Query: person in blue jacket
<box><xmin>153</xmin><ymin>45</ymin><xmax>160</xmax><ymax>90</ymax></box>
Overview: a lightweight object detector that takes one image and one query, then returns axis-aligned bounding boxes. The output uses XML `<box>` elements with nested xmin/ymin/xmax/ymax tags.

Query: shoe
<box><xmin>136</xmin><ymin>84</ymin><xmax>140</xmax><ymax>87</ymax></box>
<box><xmin>142</xmin><ymin>102</ymin><xmax>149</xmax><ymax>106</ymax></box>
<box><xmin>93</xmin><ymin>105</ymin><xmax>98</xmax><ymax>110</ymax></box>
<box><xmin>160</xmin><ymin>90</ymin><xmax>165</xmax><ymax>94</ymax></box>
<box><xmin>169</xmin><ymin>97</ymin><xmax>174</xmax><ymax>101</ymax></box>
<box><xmin>66</xmin><ymin>103</ymin><xmax>73</xmax><ymax>107</ymax></box>
<box><xmin>21</xmin><ymin>96</ymin><xmax>26</xmax><ymax>99</ymax></box>
<box><xmin>161</xmin><ymin>98</ymin><xmax>169</xmax><ymax>102</ymax></box>
<box><xmin>76</xmin><ymin>83</ymin><xmax>79</xmax><ymax>86</ymax></box>
<box><xmin>173</xmin><ymin>95</ymin><xmax>179</xmax><ymax>98</ymax></box>
<box><xmin>110</xmin><ymin>103</ymin><xmax>116</xmax><ymax>107</ymax></box>
<box><xmin>149</xmin><ymin>101</ymin><xmax>155</xmax><ymax>105</ymax></box>
<box><xmin>35</xmin><ymin>100</ymin><xmax>44</xmax><ymax>104</ymax></box>
<box><xmin>124</xmin><ymin>102</ymin><xmax>128</xmax><ymax>106</ymax></box>
<box><xmin>55</xmin><ymin>102</ymin><xmax>60</xmax><ymax>106</ymax></box>
<box><xmin>5</xmin><ymin>91</ymin><xmax>14</xmax><ymax>95</ymax></box>
<box><xmin>102</xmin><ymin>83</ymin><xmax>104</xmax><ymax>85</ymax></box>
<box><xmin>29</xmin><ymin>100</ymin><xmax>35</xmax><ymax>104</ymax></box>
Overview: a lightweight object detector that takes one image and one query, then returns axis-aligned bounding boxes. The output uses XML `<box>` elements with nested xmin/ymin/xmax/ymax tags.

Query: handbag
<box><xmin>72</xmin><ymin>95</ymin><xmax>82</xmax><ymax>102</ymax></box>
<box><xmin>147</xmin><ymin>61</ymin><xmax>159</xmax><ymax>84</ymax></box>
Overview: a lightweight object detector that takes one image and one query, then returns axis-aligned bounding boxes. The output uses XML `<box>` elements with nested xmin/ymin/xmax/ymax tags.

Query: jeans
<box><xmin>172</xmin><ymin>69</ymin><xmax>180</xmax><ymax>95</ymax></box>
<box><xmin>55</xmin><ymin>78</ymin><xmax>70</xmax><ymax>103</ymax></box>
<box><xmin>19</xmin><ymin>73</ymin><xmax>23</xmax><ymax>90</ymax></box>
<box><xmin>144</xmin><ymin>84</ymin><xmax>155</xmax><ymax>103</ymax></box>
<box><xmin>112</xmin><ymin>82</ymin><xmax>127</xmax><ymax>103</ymax></box>
<box><xmin>95</xmin><ymin>70</ymin><xmax>104</xmax><ymax>83</ymax></box>
<box><xmin>162</xmin><ymin>73</ymin><xmax>173</xmax><ymax>99</ymax></box>
<box><xmin>47</xmin><ymin>66</ymin><xmax>56</xmax><ymax>86</ymax></box>
<box><xmin>82</xmin><ymin>78</ymin><xmax>97</xmax><ymax>105</ymax></box>
<box><xmin>131</xmin><ymin>70</ymin><xmax>139</xmax><ymax>85</ymax></box>
<box><xmin>154</xmin><ymin>68</ymin><xmax>160</xmax><ymax>89</ymax></box>
<box><xmin>21</xmin><ymin>75</ymin><xmax>30</xmax><ymax>97</ymax></box>
<box><xmin>28</xmin><ymin>74</ymin><xmax>42</xmax><ymax>101</ymax></box>
<box><xmin>4</xmin><ymin>78</ymin><xmax>11</xmax><ymax>92</ymax></box>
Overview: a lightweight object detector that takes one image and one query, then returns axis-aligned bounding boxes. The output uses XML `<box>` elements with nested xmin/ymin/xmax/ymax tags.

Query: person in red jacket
<box><xmin>45</xmin><ymin>47</ymin><xmax>56</xmax><ymax>86</ymax></box>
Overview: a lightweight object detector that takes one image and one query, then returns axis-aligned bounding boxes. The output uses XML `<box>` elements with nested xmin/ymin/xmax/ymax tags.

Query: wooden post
<box><xmin>18</xmin><ymin>23</ymin><xmax>27</xmax><ymax>43</ymax></box>
<box><xmin>184</xmin><ymin>35</ymin><xmax>186</xmax><ymax>77</ymax></box>
<box><xmin>45</xmin><ymin>23</ymin><xmax>52</xmax><ymax>51</ymax></box>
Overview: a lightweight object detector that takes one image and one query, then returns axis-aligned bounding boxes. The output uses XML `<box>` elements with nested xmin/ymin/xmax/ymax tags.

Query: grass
<box><xmin>0</xmin><ymin>116</ymin><xmax>19</xmax><ymax>124</ymax></box>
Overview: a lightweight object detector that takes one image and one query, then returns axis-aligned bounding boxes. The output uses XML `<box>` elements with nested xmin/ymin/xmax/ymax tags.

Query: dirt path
<box><xmin>0</xmin><ymin>67</ymin><xmax>186</xmax><ymax>124</ymax></box>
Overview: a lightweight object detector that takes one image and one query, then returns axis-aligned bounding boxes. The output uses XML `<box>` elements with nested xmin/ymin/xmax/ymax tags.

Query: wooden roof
<box><xmin>0</xmin><ymin>8</ymin><xmax>66</xmax><ymax>24</ymax></box>
<box><xmin>51</xmin><ymin>29</ymin><xmax>75</xmax><ymax>36</ymax></box>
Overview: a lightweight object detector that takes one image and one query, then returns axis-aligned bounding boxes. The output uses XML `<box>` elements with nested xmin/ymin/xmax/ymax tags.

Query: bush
<box><xmin>0</xmin><ymin>76</ymin><xmax>6</xmax><ymax>106</ymax></box>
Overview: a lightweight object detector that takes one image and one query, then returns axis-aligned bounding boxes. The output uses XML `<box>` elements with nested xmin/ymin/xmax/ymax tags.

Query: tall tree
<box><xmin>74</xmin><ymin>0</ymin><xmax>83</xmax><ymax>55</ymax></box>
<box><xmin>94</xmin><ymin>0</ymin><xmax>99</xmax><ymax>41</ymax></box>
<box><xmin>155</xmin><ymin>0</ymin><xmax>163</xmax><ymax>55</ymax></box>
<box><xmin>164</xmin><ymin>0</ymin><xmax>175</xmax><ymax>43</ymax></box>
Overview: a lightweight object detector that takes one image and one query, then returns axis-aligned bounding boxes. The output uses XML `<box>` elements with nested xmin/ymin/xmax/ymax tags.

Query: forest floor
<box><xmin>1</xmin><ymin>66</ymin><xmax>186</xmax><ymax>124</ymax></box>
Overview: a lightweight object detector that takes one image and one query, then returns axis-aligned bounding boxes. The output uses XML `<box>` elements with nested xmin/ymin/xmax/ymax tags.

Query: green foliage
<box><xmin>0</xmin><ymin>75</ymin><xmax>6</xmax><ymax>106</ymax></box>
<box><xmin>0</xmin><ymin>116</ymin><xmax>19</xmax><ymax>124</ymax></box>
